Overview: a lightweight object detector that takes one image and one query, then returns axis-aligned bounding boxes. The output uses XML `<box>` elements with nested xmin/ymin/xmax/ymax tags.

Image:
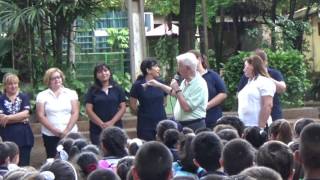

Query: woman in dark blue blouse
<box><xmin>0</xmin><ymin>73</ymin><xmax>34</xmax><ymax>166</ymax></box>
<box><xmin>129</xmin><ymin>58</ymin><xmax>167</xmax><ymax>141</ymax></box>
<box><xmin>85</xmin><ymin>64</ymin><xmax>127</xmax><ymax>145</ymax></box>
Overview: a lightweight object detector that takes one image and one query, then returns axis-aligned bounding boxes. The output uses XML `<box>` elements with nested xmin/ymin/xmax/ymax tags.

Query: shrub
<box><xmin>223</xmin><ymin>49</ymin><xmax>311</xmax><ymax>110</ymax></box>
<box><xmin>222</xmin><ymin>51</ymin><xmax>250</xmax><ymax>110</ymax></box>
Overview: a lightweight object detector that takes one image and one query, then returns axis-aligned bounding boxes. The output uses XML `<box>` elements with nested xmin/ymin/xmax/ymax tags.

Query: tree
<box><xmin>0</xmin><ymin>0</ymin><xmax>106</xmax><ymax>83</ymax></box>
<box><xmin>178</xmin><ymin>0</ymin><xmax>196</xmax><ymax>53</ymax></box>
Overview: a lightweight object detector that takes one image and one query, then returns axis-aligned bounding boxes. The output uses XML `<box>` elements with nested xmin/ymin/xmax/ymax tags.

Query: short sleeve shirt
<box><xmin>238</xmin><ymin>75</ymin><xmax>276</xmax><ymax>126</ymax></box>
<box><xmin>238</xmin><ymin>67</ymin><xmax>285</xmax><ymax>120</ymax></box>
<box><xmin>85</xmin><ymin>85</ymin><xmax>126</xmax><ymax>133</ymax></box>
<box><xmin>174</xmin><ymin>73</ymin><xmax>208</xmax><ymax>121</ymax></box>
<box><xmin>202</xmin><ymin>70</ymin><xmax>227</xmax><ymax>123</ymax></box>
<box><xmin>130</xmin><ymin>78</ymin><xmax>167</xmax><ymax>130</ymax></box>
<box><xmin>36</xmin><ymin>87</ymin><xmax>78</xmax><ymax>136</ymax></box>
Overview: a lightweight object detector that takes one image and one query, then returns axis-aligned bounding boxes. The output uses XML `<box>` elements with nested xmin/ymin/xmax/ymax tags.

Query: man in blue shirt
<box><xmin>237</xmin><ymin>49</ymin><xmax>286</xmax><ymax>121</ymax></box>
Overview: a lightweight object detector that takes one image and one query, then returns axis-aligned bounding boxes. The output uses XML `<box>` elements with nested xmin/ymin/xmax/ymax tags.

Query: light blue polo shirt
<box><xmin>174</xmin><ymin>73</ymin><xmax>208</xmax><ymax>121</ymax></box>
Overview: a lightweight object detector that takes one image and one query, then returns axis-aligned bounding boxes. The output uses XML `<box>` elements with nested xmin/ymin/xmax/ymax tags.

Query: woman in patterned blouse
<box><xmin>0</xmin><ymin>73</ymin><xmax>34</xmax><ymax>166</ymax></box>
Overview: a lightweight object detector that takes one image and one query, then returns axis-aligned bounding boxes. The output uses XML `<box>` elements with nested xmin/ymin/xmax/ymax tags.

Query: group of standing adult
<box><xmin>0</xmin><ymin>48</ymin><xmax>286</xmax><ymax>166</ymax></box>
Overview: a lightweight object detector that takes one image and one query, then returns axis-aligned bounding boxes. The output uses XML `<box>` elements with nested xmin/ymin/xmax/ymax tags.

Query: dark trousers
<box><xmin>90</xmin><ymin>132</ymin><xmax>100</xmax><ymax>146</ymax></box>
<box><xmin>42</xmin><ymin>134</ymin><xmax>60</xmax><ymax>158</ymax></box>
<box><xmin>179</xmin><ymin>118</ymin><xmax>206</xmax><ymax>132</ymax></box>
<box><xmin>137</xmin><ymin>129</ymin><xmax>156</xmax><ymax>141</ymax></box>
<box><xmin>18</xmin><ymin>146</ymin><xmax>32</xmax><ymax>166</ymax></box>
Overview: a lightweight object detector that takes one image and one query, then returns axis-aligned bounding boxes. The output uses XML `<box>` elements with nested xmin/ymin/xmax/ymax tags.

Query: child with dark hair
<box><xmin>240</xmin><ymin>166</ymin><xmax>282</xmax><ymax>180</ymax></box>
<box><xmin>88</xmin><ymin>169</ymin><xmax>120</xmax><ymax>180</ymax></box>
<box><xmin>217</xmin><ymin>129</ymin><xmax>239</xmax><ymax>142</ymax></box>
<box><xmin>132</xmin><ymin>141</ymin><xmax>173</xmax><ymax>180</ymax></box>
<box><xmin>256</xmin><ymin>141</ymin><xmax>294</xmax><ymax>180</ymax></box>
<box><xmin>182</xmin><ymin>127</ymin><xmax>194</xmax><ymax>135</ymax></box>
<box><xmin>156</xmin><ymin>120</ymin><xmax>178</xmax><ymax>142</ymax></box>
<box><xmin>164</xmin><ymin>129</ymin><xmax>180</xmax><ymax>162</ymax></box>
<box><xmin>116</xmin><ymin>156</ymin><xmax>134</xmax><ymax>180</ymax></box>
<box><xmin>194</xmin><ymin>128</ymin><xmax>212</xmax><ymax>134</ymax></box>
<box><xmin>40</xmin><ymin>159</ymin><xmax>78</xmax><ymax>180</ymax></box>
<box><xmin>228</xmin><ymin>174</ymin><xmax>255</xmax><ymax>180</ymax></box>
<box><xmin>21</xmin><ymin>171</ymin><xmax>46</xmax><ymax>180</ymax></box>
<box><xmin>289</xmin><ymin>118</ymin><xmax>315</xmax><ymax>152</ymax></box>
<box><xmin>65</xmin><ymin>132</ymin><xmax>85</xmax><ymax>140</ymax></box>
<box><xmin>81</xmin><ymin>144</ymin><xmax>100</xmax><ymax>156</ymax></box>
<box><xmin>242</xmin><ymin>126</ymin><xmax>268</xmax><ymax>149</ymax></box>
<box><xmin>5</xmin><ymin>141</ymin><xmax>19</xmax><ymax>165</ymax></box>
<box><xmin>75</xmin><ymin>151</ymin><xmax>98</xmax><ymax>179</ymax></box>
<box><xmin>173</xmin><ymin>134</ymin><xmax>198</xmax><ymax>179</ymax></box>
<box><xmin>127</xmin><ymin>138</ymin><xmax>144</xmax><ymax>156</ymax></box>
<box><xmin>221</xmin><ymin>138</ymin><xmax>255</xmax><ymax>175</ymax></box>
<box><xmin>2</xmin><ymin>168</ymin><xmax>29</xmax><ymax>180</ymax></box>
<box><xmin>213</xmin><ymin>124</ymin><xmax>236</xmax><ymax>134</ymax></box>
<box><xmin>99</xmin><ymin>127</ymin><xmax>128</xmax><ymax>171</ymax></box>
<box><xmin>215</xmin><ymin>116</ymin><xmax>245</xmax><ymax>137</ymax></box>
<box><xmin>68</xmin><ymin>138</ymin><xmax>89</xmax><ymax>160</ymax></box>
<box><xmin>0</xmin><ymin>142</ymin><xmax>9</xmax><ymax>176</ymax></box>
<box><xmin>269</xmin><ymin>119</ymin><xmax>293</xmax><ymax>144</ymax></box>
<box><xmin>172</xmin><ymin>176</ymin><xmax>198</xmax><ymax>180</ymax></box>
<box><xmin>57</xmin><ymin>138</ymin><xmax>74</xmax><ymax>156</ymax></box>
<box><xmin>296</xmin><ymin>123</ymin><xmax>320</xmax><ymax>179</ymax></box>
<box><xmin>294</xmin><ymin>118</ymin><xmax>315</xmax><ymax>138</ymax></box>
<box><xmin>289</xmin><ymin>118</ymin><xmax>315</xmax><ymax>180</ymax></box>
<box><xmin>191</xmin><ymin>132</ymin><xmax>225</xmax><ymax>178</ymax></box>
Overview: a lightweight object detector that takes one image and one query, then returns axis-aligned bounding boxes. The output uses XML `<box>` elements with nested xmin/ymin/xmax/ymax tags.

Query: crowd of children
<box><xmin>0</xmin><ymin>116</ymin><xmax>319</xmax><ymax>180</ymax></box>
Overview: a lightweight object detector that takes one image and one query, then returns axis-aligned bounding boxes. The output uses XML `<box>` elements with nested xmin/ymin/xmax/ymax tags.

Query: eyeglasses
<box><xmin>50</xmin><ymin>76</ymin><xmax>61</xmax><ymax>81</ymax></box>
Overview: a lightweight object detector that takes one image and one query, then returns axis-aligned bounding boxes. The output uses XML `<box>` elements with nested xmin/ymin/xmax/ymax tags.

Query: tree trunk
<box><xmin>288</xmin><ymin>0</ymin><xmax>297</xmax><ymax>20</ymax></box>
<box><xmin>200</xmin><ymin>0</ymin><xmax>208</xmax><ymax>57</ymax></box>
<box><xmin>178</xmin><ymin>0</ymin><xmax>196</xmax><ymax>53</ymax></box>
<box><xmin>67</xmin><ymin>20</ymin><xmax>77</xmax><ymax>69</ymax></box>
<box><xmin>217</xmin><ymin>8</ymin><xmax>225</xmax><ymax>68</ymax></box>
<box><xmin>55</xmin><ymin>27</ymin><xmax>64</xmax><ymax>69</ymax></box>
<box><xmin>232</xmin><ymin>15</ymin><xmax>241</xmax><ymax>52</ymax></box>
<box><xmin>50</xmin><ymin>16</ymin><xmax>57</xmax><ymax>63</ymax></box>
<box><xmin>270</xmin><ymin>0</ymin><xmax>278</xmax><ymax>50</ymax></box>
<box><xmin>40</xmin><ymin>19</ymin><xmax>48</xmax><ymax>70</ymax></box>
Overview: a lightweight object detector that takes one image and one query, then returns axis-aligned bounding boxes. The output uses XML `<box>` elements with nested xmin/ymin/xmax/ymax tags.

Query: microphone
<box><xmin>173</xmin><ymin>72</ymin><xmax>182</xmax><ymax>85</ymax></box>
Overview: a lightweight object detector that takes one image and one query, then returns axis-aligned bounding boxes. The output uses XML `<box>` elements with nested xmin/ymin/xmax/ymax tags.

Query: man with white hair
<box><xmin>147</xmin><ymin>52</ymin><xmax>208</xmax><ymax>131</ymax></box>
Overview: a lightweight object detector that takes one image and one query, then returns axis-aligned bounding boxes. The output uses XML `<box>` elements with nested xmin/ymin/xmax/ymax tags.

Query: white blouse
<box><xmin>36</xmin><ymin>87</ymin><xmax>78</xmax><ymax>136</ymax></box>
<box><xmin>238</xmin><ymin>75</ymin><xmax>276</xmax><ymax>127</ymax></box>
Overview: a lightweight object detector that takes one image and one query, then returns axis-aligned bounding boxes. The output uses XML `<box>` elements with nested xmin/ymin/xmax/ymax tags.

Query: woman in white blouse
<box><xmin>36</xmin><ymin>68</ymin><xmax>79</xmax><ymax>158</ymax></box>
<box><xmin>238</xmin><ymin>55</ymin><xmax>276</xmax><ymax>128</ymax></box>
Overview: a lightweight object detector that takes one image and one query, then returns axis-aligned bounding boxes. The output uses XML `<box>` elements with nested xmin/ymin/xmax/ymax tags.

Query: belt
<box><xmin>179</xmin><ymin>118</ymin><xmax>204</xmax><ymax>126</ymax></box>
<box><xmin>11</xmin><ymin>121</ymin><xmax>29</xmax><ymax>125</ymax></box>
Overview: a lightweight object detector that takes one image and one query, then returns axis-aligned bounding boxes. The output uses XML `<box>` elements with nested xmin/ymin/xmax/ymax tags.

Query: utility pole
<box><xmin>128</xmin><ymin>0</ymin><xmax>146</xmax><ymax>81</ymax></box>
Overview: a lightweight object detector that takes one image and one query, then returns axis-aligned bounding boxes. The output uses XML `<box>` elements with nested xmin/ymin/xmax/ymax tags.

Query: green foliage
<box><xmin>154</xmin><ymin>36</ymin><xmax>179</xmax><ymax>83</ymax></box>
<box><xmin>145</xmin><ymin>0</ymin><xmax>179</xmax><ymax>15</ymax></box>
<box><xmin>113</xmin><ymin>72</ymin><xmax>132</xmax><ymax>99</ymax></box>
<box><xmin>272</xmin><ymin>16</ymin><xmax>311</xmax><ymax>50</ymax></box>
<box><xmin>223</xmin><ymin>49</ymin><xmax>311</xmax><ymax>110</ymax></box>
<box><xmin>102</xmin><ymin>0</ymin><xmax>125</xmax><ymax>10</ymax></box>
<box><xmin>22</xmin><ymin>83</ymin><xmax>47</xmax><ymax>112</ymax></box>
<box><xmin>106</xmin><ymin>28</ymin><xmax>129</xmax><ymax>52</ymax></box>
<box><xmin>222</xmin><ymin>51</ymin><xmax>250</xmax><ymax>110</ymax></box>
<box><xmin>195</xmin><ymin>0</ymin><xmax>234</xmax><ymax>26</ymax></box>
<box><xmin>207</xmin><ymin>49</ymin><xmax>218</xmax><ymax>70</ymax></box>
<box><xmin>266</xmin><ymin>49</ymin><xmax>311</xmax><ymax>107</ymax></box>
